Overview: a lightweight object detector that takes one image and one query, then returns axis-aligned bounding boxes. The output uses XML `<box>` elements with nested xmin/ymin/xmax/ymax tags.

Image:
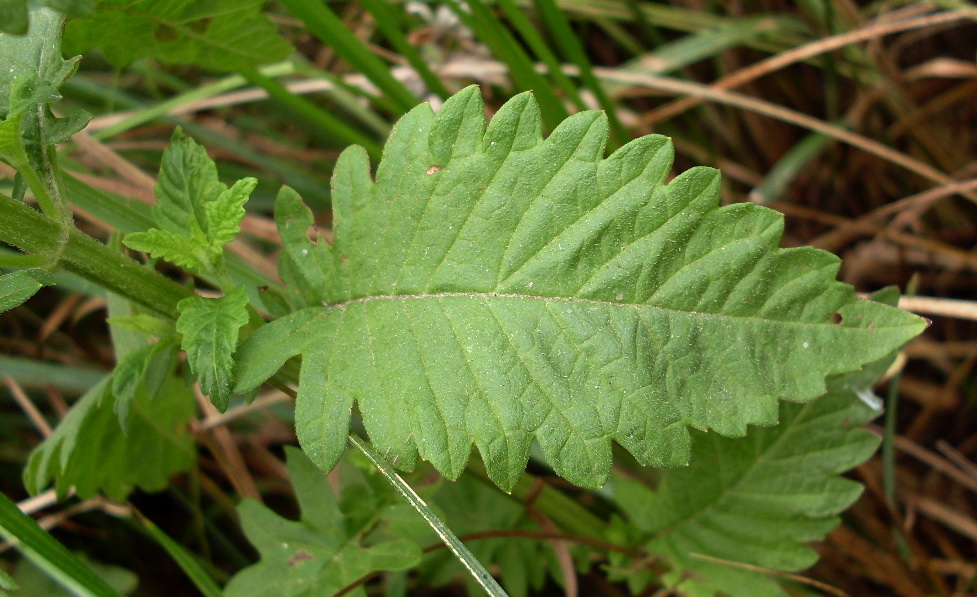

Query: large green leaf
<box><xmin>23</xmin><ymin>375</ymin><xmax>196</xmax><ymax>501</ymax></box>
<box><xmin>224</xmin><ymin>446</ymin><xmax>422</xmax><ymax>597</ymax></box>
<box><xmin>62</xmin><ymin>0</ymin><xmax>290</xmax><ymax>72</ymax></box>
<box><xmin>235</xmin><ymin>86</ymin><xmax>925</xmax><ymax>491</ymax></box>
<box><xmin>609</xmin><ymin>390</ymin><xmax>880</xmax><ymax>596</ymax></box>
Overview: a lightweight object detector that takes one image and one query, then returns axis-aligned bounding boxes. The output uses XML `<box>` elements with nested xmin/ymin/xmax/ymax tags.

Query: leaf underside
<box><xmin>235</xmin><ymin>86</ymin><xmax>925</xmax><ymax>491</ymax></box>
<box><xmin>613</xmin><ymin>390</ymin><xmax>880</xmax><ymax>596</ymax></box>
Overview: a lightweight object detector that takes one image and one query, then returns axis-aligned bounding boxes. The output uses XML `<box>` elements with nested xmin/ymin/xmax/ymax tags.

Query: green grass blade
<box><xmin>495</xmin><ymin>0</ymin><xmax>586</xmax><ymax>111</ymax></box>
<box><xmin>0</xmin><ymin>355</ymin><xmax>106</xmax><ymax>394</ymax></box>
<box><xmin>348</xmin><ymin>434</ymin><xmax>509</xmax><ymax>597</ymax></box>
<box><xmin>532</xmin><ymin>0</ymin><xmax>629</xmax><ymax>146</ymax></box>
<box><xmin>445</xmin><ymin>0</ymin><xmax>568</xmax><ymax>131</ymax></box>
<box><xmin>278</xmin><ymin>0</ymin><xmax>418</xmax><ymax>113</ymax></box>
<box><xmin>85</xmin><ymin>62</ymin><xmax>295</xmax><ymax>142</ymax></box>
<box><xmin>750</xmin><ymin>132</ymin><xmax>833</xmax><ymax>204</ymax></box>
<box><xmin>240</xmin><ymin>68</ymin><xmax>383</xmax><ymax>161</ymax></box>
<box><xmin>357</xmin><ymin>0</ymin><xmax>451</xmax><ymax>99</ymax></box>
<box><xmin>133</xmin><ymin>510</ymin><xmax>222</xmax><ymax>597</ymax></box>
<box><xmin>0</xmin><ymin>491</ymin><xmax>124</xmax><ymax>597</ymax></box>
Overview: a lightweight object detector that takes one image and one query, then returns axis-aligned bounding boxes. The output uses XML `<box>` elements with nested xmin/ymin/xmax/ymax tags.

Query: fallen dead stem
<box><xmin>640</xmin><ymin>8</ymin><xmax>977</xmax><ymax>126</ymax></box>
<box><xmin>586</xmin><ymin>67</ymin><xmax>973</xmax><ymax>203</ymax></box>
<box><xmin>810</xmin><ymin>178</ymin><xmax>977</xmax><ymax>252</ymax></box>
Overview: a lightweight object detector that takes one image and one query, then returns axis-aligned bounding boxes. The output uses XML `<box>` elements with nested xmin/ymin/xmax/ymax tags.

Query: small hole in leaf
<box><xmin>189</xmin><ymin>18</ymin><xmax>212</xmax><ymax>34</ymax></box>
<box><xmin>154</xmin><ymin>24</ymin><xmax>179</xmax><ymax>42</ymax></box>
<box><xmin>830</xmin><ymin>312</ymin><xmax>843</xmax><ymax>325</ymax></box>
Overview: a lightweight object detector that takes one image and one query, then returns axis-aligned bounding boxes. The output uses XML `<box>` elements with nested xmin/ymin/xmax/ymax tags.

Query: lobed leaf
<box><xmin>122</xmin><ymin>228</ymin><xmax>208</xmax><ymax>272</ymax></box>
<box><xmin>176</xmin><ymin>287</ymin><xmax>250</xmax><ymax>411</ymax></box>
<box><xmin>110</xmin><ymin>336</ymin><xmax>178</xmax><ymax>431</ymax></box>
<box><xmin>610</xmin><ymin>390</ymin><xmax>880</xmax><ymax>596</ymax></box>
<box><xmin>0</xmin><ymin>7</ymin><xmax>88</xmax><ymax>173</ymax></box>
<box><xmin>224</xmin><ymin>446</ymin><xmax>422</xmax><ymax>597</ymax></box>
<box><xmin>24</xmin><ymin>375</ymin><xmax>196</xmax><ymax>501</ymax></box>
<box><xmin>236</xmin><ymin>86</ymin><xmax>926</xmax><ymax>491</ymax></box>
<box><xmin>274</xmin><ymin>186</ymin><xmax>332</xmax><ymax>307</ymax></box>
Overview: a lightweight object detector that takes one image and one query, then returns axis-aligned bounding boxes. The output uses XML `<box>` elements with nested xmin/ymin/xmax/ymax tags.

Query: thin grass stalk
<box><xmin>446</xmin><ymin>0</ymin><xmax>568</xmax><ymax>131</ymax></box>
<box><xmin>494</xmin><ymin>0</ymin><xmax>587</xmax><ymax>111</ymax></box>
<box><xmin>357</xmin><ymin>0</ymin><xmax>452</xmax><ymax>99</ymax></box>
<box><xmin>348</xmin><ymin>434</ymin><xmax>510</xmax><ymax>597</ymax></box>
<box><xmin>278</xmin><ymin>0</ymin><xmax>418</xmax><ymax>113</ymax></box>
<box><xmin>533</xmin><ymin>0</ymin><xmax>629</xmax><ymax>146</ymax></box>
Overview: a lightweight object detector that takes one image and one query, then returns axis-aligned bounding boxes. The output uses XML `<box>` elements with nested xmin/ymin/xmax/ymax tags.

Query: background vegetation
<box><xmin>1</xmin><ymin>1</ymin><xmax>976</xmax><ymax>595</ymax></box>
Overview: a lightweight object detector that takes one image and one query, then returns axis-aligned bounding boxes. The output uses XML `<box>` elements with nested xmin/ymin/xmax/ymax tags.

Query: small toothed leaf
<box><xmin>123</xmin><ymin>129</ymin><xmax>256</xmax><ymax>274</ymax></box>
<box><xmin>204</xmin><ymin>177</ymin><xmax>256</xmax><ymax>259</ymax></box>
<box><xmin>0</xmin><ymin>269</ymin><xmax>53</xmax><ymax>313</ymax></box>
<box><xmin>235</xmin><ymin>86</ymin><xmax>926</xmax><ymax>491</ymax></box>
<box><xmin>123</xmin><ymin>228</ymin><xmax>209</xmax><ymax>272</ymax></box>
<box><xmin>176</xmin><ymin>287</ymin><xmax>250</xmax><ymax>411</ymax></box>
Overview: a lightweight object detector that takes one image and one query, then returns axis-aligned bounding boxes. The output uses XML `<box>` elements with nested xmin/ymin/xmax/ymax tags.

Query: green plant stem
<box><xmin>0</xmin><ymin>193</ymin><xmax>192</xmax><ymax>320</ymax></box>
<box><xmin>347</xmin><ymin>434</ymin><xmax>510</xmax><ymax>597</ymax></box>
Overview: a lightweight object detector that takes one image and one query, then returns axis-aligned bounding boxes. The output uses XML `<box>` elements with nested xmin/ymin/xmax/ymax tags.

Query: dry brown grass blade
<box><xmin>774</xmin><ymin>202</ymin><xmax>977</xmax><ymax>271</ymax></box>
<box><xmin>867</xmin><ymin>425</ymin><xmax>977</xmax><ymax>495</ymax></box>
<box><xmin>897</xmin><ymin>296</ymin><xmax>977</xmax><ymax>322</ymax></box>
<box><xmin>687</xmin><ymin>553</ymin><xmax>850</xmax><ymax>597</ymax></box>
<box><xmin>589</xmin><ymin>67</ymin><xmax>971</xmax><ymax>202</ymax></box>
<box><xmin>640</xmin><ymin>8</ymin><xmax>977</xmax><ymax>127</ymax></box>
<box><xmin>809</xmin><ymin>177</ymin><xmax>977</xmax><ymax>252</ymax></box>
<box><xmin>4</xmin><ymin>375</ymin><xmax>53</xmax><ymax>437</ymax></box>
<box><xmin>193</xmin><ymin>387</ymin><xmax>261</xmax><ymax>501</ymax></box>
<box><xmin>910</xmin><ymin>495</ymin><xmax>977</xmax><ymax>543</ymax></box>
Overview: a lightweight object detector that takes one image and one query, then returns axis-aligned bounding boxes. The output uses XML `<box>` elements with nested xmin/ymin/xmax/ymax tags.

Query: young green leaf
<box><xmin>0</xmin><ymin>269</ymin><xmax>54</xmax><ymax>313</ymax></box>
<box><xmin>0</xmin><ymin>7</ymin><xmax>89</xmax><ymax>216</ymax></box>
<box><xmin>121</xmin><ymin>228</ymin><xmax>210</xmax><ymax>272</ymax></box>
<box><xmin>61</xmin><ymin>0</ymin><xmax>290</xmax><ymax>72</ymax></box>
<box><xmin>24</xmin><ymin>375</ymin><xmax>196</xmax><ymax>501</ymax></box>
<box><xmin>176</xmin><ymin>287</ymin><xmax>250</xmax><ymax>411</ymax></box>
<box><xmin>224</xmin><ymin>446</ymin><xmax>422</xmax><ymax>597</ymax></box>
<box><xmin>123</xmin><ymin>129</ymin><xmax>256</xmax><ymax>275</ymax></box>
<box><xmin>609</xmin><ymin>390</ymin><xmax>880</xmax><ymax>596</ymax></box>
<box><xmin>235</xmin><ymin>86</ymin><xmax>926</xmax><ymax>491</ymax></box>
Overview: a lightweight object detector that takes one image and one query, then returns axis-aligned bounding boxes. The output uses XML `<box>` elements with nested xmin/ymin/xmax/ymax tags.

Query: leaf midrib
<box><xmin>321</xmin><ymin>291</ymin><xmax>846</xmax><ymax>328</ymax></box>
